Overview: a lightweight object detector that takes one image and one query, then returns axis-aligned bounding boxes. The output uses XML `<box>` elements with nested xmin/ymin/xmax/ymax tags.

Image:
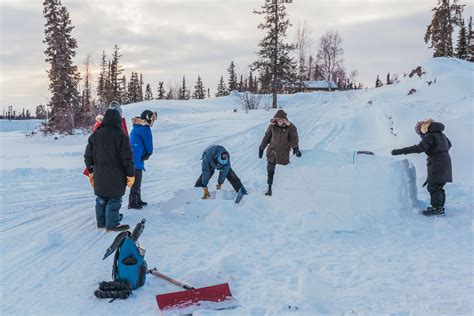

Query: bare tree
<box><xmin>296</xmin><ymin>21</ymin><xmax>311</xmax><ymax>82</ymax></box>
<box><xmin>316</xmin><ymin>31</ymin><xmax>344</xmax><ymax>91</ymax></box>
<box><xmin>239</xmin><ymin>92</ymin><xmax>262</xmax><ymax>113</ymax></box>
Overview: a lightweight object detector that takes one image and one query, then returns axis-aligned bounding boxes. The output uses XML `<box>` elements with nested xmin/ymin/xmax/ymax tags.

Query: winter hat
<box><xmin>273</xmin><ymin>109</ymin><xmax>288</xmax><ymax>120</ymax></box>
<box><xmin>102</xmin><ymin>109</ymin><xmax>122</xmax><ymax>128</ymax></box>
<box><xmin>109</xmin><ymin>101</ymin><xmax>123</xmax><ymax>116</ymax></box>
<box><xmin>140</xmin><ymin>110</ymin><xmax>155</xmax><ymax>125</ymax></box>
<box><xmin>217</xmin><ymin>152</ymin><xmax>229</xmax><ymax>166</ymax></box>
<box><xmin>420</xmin><ymin>119</ymin><xmax>434</xmax><ymax>134</ymax></box>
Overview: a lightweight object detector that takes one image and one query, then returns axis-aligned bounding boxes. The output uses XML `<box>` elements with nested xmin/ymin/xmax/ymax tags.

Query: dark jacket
<box><xmin>201</xmin><ymin>145</ymin><xmax>231</xmax><ymax>187</ymax></box>
<box><xmin>130</xmin><ymin>117</ymin><xmax>153</xmax><ymax>170</ymax></box>
<box><xmin>84</xmin><ymin>109</ymin><xmax>135</xmax><ymax>198</ymax></box>
<box><xmin>259</xmin><ymin>110</ymin><xmax>299</xmax><ymax>165</ymax></box>
<box><xmin>396</xmin><ymin>122</ymin><xmax>452</xmax><ymax>183</ymax></box>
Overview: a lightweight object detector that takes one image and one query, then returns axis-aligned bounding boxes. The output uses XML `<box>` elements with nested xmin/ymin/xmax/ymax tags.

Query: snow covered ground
<box><xmin>1</xmin><ymin>58</ymin><xmax>473</xmax><ymax>315</ymax></box>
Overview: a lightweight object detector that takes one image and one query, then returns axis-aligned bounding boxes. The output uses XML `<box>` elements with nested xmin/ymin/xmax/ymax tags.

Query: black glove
<box><xmin>258</xmin><ymin>149</ymin><xmax>263</xmax><ymax>159</ymax></box>
<box><xmin>142</xmin><ymin>153</ymin><xmax>151</xmax><ymax>161</ymax></box>
<box><xmin>391</xmin><ymin>149</ymin><xmax>403</xmax><ymax>156</ymax></box>
<box><xmin>293</xmin><ymin>147</ymin><xmax>302</xmax><ymax>157</ymax></box>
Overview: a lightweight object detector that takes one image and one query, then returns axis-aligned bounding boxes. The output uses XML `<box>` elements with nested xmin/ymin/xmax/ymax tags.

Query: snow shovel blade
<box><xmin>156</xmin><ymin>283</ymin><xmax>238</xmax><ymax>312</ymax></box>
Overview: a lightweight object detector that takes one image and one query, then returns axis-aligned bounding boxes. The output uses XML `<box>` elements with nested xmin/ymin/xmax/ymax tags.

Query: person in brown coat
<box><xmin>259</xmin><ymin>109</ymin><xmax>301</xmax><ymax>196</ymax></box>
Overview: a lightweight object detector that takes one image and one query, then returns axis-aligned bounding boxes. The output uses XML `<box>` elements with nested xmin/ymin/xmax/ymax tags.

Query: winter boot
<box><xmin>128</xmin><ymin>193</ymin><xmax>142</xmax><ymax>210</ymax></box>
<box><xmin>265</xmin><ymin>185</ymin><xmax>272</xmax><ymax>196</ymax></box>
<box><xmin>138</xmin><ymin>190</ymin><xmax>147</xmax><ymax>206</ymax></box>
<box><xmin>422</xmin><ymin>206</ymin><xmax>445</xmax><ymax>216</ymax></box>
<box><xmin>106</xmin><ymin>224</ymin><xmax>130</xmax><ymax>232</ymax></box>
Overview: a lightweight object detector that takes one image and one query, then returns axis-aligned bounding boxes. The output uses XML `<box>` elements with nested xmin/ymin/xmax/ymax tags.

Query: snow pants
<box><xmin>427</xmin><ymin>183</ymin><xmax>446</xmax><ymax>208</ymax></box>
<box><xmin>95</xmin><ymin>196</ymin><xmax>122</xmax><ymax>228</ymax></box>
<box><xmin>194</xmin><ymin>167</ymin><xmax>243</xmax><ymax>192</ymax></box>
<box><xmin>267</xmin><ymin>162</ymin><xmax>276</xmax><ymax>185</ymax></box>
<box><xmin>129</xmin><ymin>169</ymin><xmax>143</xmax><ymax>205</ymax></box>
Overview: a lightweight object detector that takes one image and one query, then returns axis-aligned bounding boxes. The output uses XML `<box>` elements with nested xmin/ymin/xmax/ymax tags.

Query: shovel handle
<box><xmin>148</xmin><ymin>267</ymin><xmax>194</xmax><ymax>290</ymax></box>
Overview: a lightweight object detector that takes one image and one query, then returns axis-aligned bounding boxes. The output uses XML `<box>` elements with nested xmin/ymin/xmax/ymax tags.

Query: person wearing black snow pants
<box><xmin>391</xmin><ymin>119</ymin><xmax>452</xmax><ymax>216</ymax></box>
<box><xmin>129</xmin><ymin>110</ymin><xmax>157</xmax><ymax>209</ymax></box>
<box><xmin>259</xmin><ymin>110</ymin><xmax>301</xmax><ymax>196</ymax></box>
<box><xmin>194</xmin><ymin>145</ymin><xmax>247</xmax><ymax>199</ymax></box>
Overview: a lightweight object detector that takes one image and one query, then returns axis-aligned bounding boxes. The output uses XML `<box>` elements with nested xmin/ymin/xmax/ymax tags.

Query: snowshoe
<box><xmin>422</xmin><ymin>206</ymin><xmax>445</xmax><ymax>216</ymax></box>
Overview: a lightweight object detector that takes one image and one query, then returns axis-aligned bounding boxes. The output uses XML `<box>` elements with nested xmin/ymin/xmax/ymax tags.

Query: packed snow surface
<box><xmin>1</xmin><ymin>58</ymin><xmax>473</xmax><ymax>315</ymax></box>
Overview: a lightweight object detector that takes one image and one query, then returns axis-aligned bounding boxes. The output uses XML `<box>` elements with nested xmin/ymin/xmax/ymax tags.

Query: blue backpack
<box><xmin>104</xmin><ymin>220</ymin><xmax>147</xmax><ymax>290</ymax></box>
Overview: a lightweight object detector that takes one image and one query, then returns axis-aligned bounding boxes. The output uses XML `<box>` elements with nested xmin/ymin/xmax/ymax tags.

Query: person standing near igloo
<box><xmin>259</xmin><ymin>109</ymin><xmax>301</xmax><ymax>196</ymax></box>
<box><xmin>391</xmin><ymin>119</ymin><xmax>452</xmax><ymax>216</ymax></box>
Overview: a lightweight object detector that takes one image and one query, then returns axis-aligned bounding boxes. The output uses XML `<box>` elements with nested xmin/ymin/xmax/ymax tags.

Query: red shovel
<box><xmin>148</xmin><ymin>268</ymin><xmax>239</xmax><ymax>313</ymax></box>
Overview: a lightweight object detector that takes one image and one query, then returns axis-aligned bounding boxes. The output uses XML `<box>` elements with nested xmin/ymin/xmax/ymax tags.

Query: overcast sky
<box><xmin>0</xmin><ymin>0</ymin><xmax>472</xmax><ymax>110</ymax></box>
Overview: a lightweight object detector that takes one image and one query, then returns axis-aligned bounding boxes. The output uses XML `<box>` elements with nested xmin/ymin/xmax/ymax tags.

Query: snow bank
<box><xmin>271</xmin><ymin>149</ymin><xmax>417</xmax><ymax>232</ymax></box>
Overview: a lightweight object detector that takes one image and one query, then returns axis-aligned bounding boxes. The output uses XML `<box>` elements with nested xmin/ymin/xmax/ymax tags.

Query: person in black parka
<box><xmin>84</xmin><ymin>109</ymin><xmax>135</xmax><ymax>231</ymax></box>
<box><xmin>391</xmin><ymin>119</ymin><xmax>452</xmax><ymax>216</ymax></box>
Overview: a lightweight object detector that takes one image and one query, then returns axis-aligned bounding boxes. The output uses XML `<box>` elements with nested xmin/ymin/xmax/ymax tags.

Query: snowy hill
<box><xmin>1</xmin><ymin>58</ymin><xmax>473</xmax><ymax>315</ymax></box>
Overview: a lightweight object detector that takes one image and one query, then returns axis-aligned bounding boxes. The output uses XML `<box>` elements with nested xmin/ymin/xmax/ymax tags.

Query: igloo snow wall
<box><xmin>272</xmin><ymin>149</ymin><xmax>418</xmax><ymax>232</ymax></box>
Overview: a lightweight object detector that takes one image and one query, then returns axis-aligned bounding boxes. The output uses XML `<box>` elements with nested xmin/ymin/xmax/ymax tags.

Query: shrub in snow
<box><xmin>408</xmin><ymin>66</ymin><xmax>425</xmax><ymax>78</ymax></box>
<box><xmin>408</xmin><ymin>88</ymin><xmax>417</xmax><ymax>95</ymax></box>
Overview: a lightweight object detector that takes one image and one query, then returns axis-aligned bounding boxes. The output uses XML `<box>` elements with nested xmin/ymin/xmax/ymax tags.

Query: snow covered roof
<box><xmin>283</xmin><ymin>80</ymin><xmax>338</xmax><ymax>89</ymax></box>
<box><xmin>302</xmin><ymin>80</ymin><xmax>338</xmax><ymax>89</ymax></box>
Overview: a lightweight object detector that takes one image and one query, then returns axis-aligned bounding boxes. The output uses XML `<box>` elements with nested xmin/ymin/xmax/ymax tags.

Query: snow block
<box><xmin>273</xmin><ymin>149</ymin><xmax>417</xmax><ymax>232</ymax></box>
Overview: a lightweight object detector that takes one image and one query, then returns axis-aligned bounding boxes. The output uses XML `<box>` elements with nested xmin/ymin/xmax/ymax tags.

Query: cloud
<box><xmin>0</xmin><ymin>0</ymin><xmax>471</xmax><ymax>109</ymax></box>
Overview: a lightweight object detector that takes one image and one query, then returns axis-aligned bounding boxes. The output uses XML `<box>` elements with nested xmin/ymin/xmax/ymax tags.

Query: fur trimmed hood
<box><xmin>132</xmin><ymin>117</ymin><xmax>151</xmax><ymax>126</ymax></box>
<box><xmin>420</xmin><ymin>119</ymin><xmax>434</xmax><ymax>134</ymax></box>
<box><xmin>270</xmin><ymin>109</ymin><xmax>291</xmax><ymax>126</ymax></box>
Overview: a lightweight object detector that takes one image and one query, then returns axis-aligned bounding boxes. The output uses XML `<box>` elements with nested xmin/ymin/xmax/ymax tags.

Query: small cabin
<box><xmin>283</xmin><ymin>80</ymin><xmax>338</xmax><ymax>94</ymax></box>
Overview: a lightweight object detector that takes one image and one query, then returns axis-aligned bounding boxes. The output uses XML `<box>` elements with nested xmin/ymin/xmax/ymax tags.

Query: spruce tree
<box><xmin>156</xmin><ymin>82</ymin><xmax>167</xmax><ymax>100</ymax></box>
<box><xmin>193</xmin><ymin>75</ymin><xmax>206</xmax><ymax>99</ymax></box>
<box><xmin>109</xmin><ymin>45</ymin><xmax>124</xmax><ymax>102</ymax></box>
<box><xmin>138</xmin><ymin>73</ymin><xmax>144</xmax><ymax>102</ymax></box>
<box><xmin>227</xmin><ymin>61</ymin><xmax>238</xmax><ymax>92</ymax></box>
<box><xmin>119</xmin><ymin>75</ymin><xmax>128</xmax><ymax>104</ymax></box>
<box><xmin>144</xmin><ymin>83</ymin><xmax>153</xmax><ymax>101</ymax></box>
<box><xmin>43</xmin><ymin>0</ymin><xmax>81</xmax><ymax>133</ymax></box>
<box><xmin>252</xmin><ymin>0</ymin><xmax>296</xmax><ymax>107</ymax></box>
<box><xmin>81</xmin><ymin>54</ymin><xmax>92</xmax><ymax>121</ymax></box>
<box><xmin>248</xmin><ymin>72</ymin><xmax>255</xmax><ymax>93</ymax></box>
<box><xmin>97</xmin><ymin>51</ymin><xmax>108</xmax><ymax>108</ymax></box>
<box><xmin>127</xmin><ymin>72</ymin><xmax>140</xmax><ymax>103</ymax></box>
<box><xmin>375</xmin><ymin>75</ymin><xmax>383</xmax><ymax>88</ymax></box>
<box><xmin>178</xmin><ymin>75</ymin><xmax>190</xmax><ymax>100</ymax></box>
<box><xmin>425</xmin><ymin>0</ymin><xmax>465</xmax><ymax>57</ymax></box>
<box><xmin>238</xmin><ymin>75</ymin><xmax>244</xmax><ymax>92</ymax></box>
<box><xmin>215</xmin><ymin>76</ymin><xmax>228</xmax><ymax>97</ymax></box>
<box><xmin>468</xmin><ymin>16</ymin><xmax>474</xmax><ymax>61</ymax></box>
<box><xmin>456</xmin><ymin>19</ymin><xmax>468</xmax><ymax>59</ymax></box>
<box><xmin>386</xmin><ymin>73</ymin><xmax>392</xmax><ymax>85</ymax></box>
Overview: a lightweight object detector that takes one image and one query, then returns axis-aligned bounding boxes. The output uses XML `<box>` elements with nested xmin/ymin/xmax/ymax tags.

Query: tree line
<box><xmin>41</xmin><ymin>0</ymin><xmax>473</xmax><ymax>134</ymax></box>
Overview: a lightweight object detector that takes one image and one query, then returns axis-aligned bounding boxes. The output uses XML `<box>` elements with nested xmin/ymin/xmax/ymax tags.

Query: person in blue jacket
<box><xmin>194</xmin><ymin>145</ymin><xmax>247</xmax><ymax>199</ymax></box>
<box><xmin>129</xmin><ymin>110</ymin><xmax>157</xmax><ymax>209</ymax></box>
